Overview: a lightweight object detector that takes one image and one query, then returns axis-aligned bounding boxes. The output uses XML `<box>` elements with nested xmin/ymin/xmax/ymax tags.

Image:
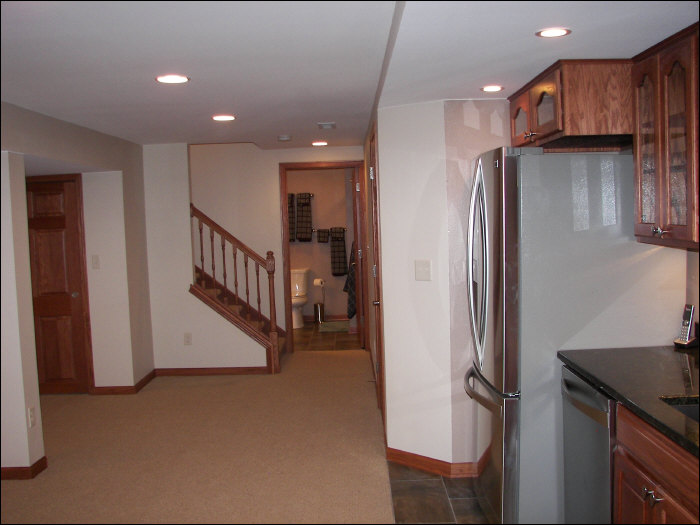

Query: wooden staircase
<box><xmin>189</xmin><ymin>204</ymin><xmax>285</xmax><ymax>373</ymax></box>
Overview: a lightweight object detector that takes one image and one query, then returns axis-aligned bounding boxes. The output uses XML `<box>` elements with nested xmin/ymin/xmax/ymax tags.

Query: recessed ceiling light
<box><xmin>212</xmin><ymin>115</ymin><xmax>235</xmax><ymax>121</ymax></box>
<box><xmin>481</xmin><ymin>85</ymin><xmax>504</xmax><ymax>93</ymax></box>
<box><xmin>535</xmin><ymin>27</ymin><xmax>572</xmax><ymax>38</ymax></box>
<box><xmin>312</xmin><ymin>141</ymin><xmax>328</xmax><ymax>147</ymax></box>
<box><xmin>156</xmin><ymin>74</ymin><xmax>189</xmax><ymax>84</ymax></box>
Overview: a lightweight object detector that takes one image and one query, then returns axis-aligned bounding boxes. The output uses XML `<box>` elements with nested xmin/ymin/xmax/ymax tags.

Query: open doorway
<box><xmin>279</xmin><ymin>161</ymin><xmax>365</xmax><ymax>354</ymax></box>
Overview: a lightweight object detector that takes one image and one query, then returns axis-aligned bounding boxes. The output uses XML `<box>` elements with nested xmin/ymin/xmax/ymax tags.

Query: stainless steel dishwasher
<box><xmin>561</xmin><ymin>365</ymin><xmax>615</xmax><ymax>524</ymax></box>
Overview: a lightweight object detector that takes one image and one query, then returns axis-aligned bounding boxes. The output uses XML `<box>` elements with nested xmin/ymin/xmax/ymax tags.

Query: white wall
<box><xmin>378</xmin><ymin>101</ymin><xmax>453</xmax><ymax>462</ymax></box>
<box><xmin>444</xmin><ymin>100</ymin><xmax>510</xmax><ymax>462</ymax></box>
<box><xmin>1</xmin><ymin>102</ymin><xmax>154</xmax><ymax>386</ymax></box>
<box><xmin>83</xmin><ymin>171</ymin><xmax>134</xmax><ymax>386</ymax></box>
<box><xmin>188</xmin><ymin>142</ymin><xmax>364</xmax><ymax>333</ymax></box>
<box><xmin>1</xmin><ymin>102</ymin><xmax>149</xmax><ymax>468</ymax></box>
<box><xmin>144</xmin><ymin>143</ymin><xmax>266</xmax><ymax>368</ymax></box>
<box><xmin>144</xmin><ymin>143</ymin><xmax>363</xmax><ymax>370</ymax></box>
<box><xmin>1</xmin><ymin>152</ymin><xmax>44</xmax><ymax>468</ymax></box>
<box><xmin>687</xmin><ymin>251</ymin><xmax>699</xmax><ymax>330</ymax></box>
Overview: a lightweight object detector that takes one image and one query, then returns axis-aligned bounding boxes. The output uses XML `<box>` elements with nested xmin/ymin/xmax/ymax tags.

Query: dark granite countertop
<box><xmin>557</xmin><ymin>346</ymin><xmax>699</xmax><ymax>457</ymax></box>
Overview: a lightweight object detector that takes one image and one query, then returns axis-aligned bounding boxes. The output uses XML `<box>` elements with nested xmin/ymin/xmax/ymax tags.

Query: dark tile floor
<box><xmin>294</xmin><ymin>322</ymin><xmax>489</xmax><ymax>524</ymax></box>
<box><xmin>388</xmin><ymin>462</ymin><xmax>489</xmax><ymax>524</ymax></box>
<box><xmin>292</xmin><ymin>322</ymin><xmax>361</xmax><ymax>351</ymax></box>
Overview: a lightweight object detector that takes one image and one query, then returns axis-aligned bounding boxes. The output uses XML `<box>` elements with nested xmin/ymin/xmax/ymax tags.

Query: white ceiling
<box><xmin>2</xmin><ymin>1</ymin><xmax>699</xmax><ymax>165</ymax></box>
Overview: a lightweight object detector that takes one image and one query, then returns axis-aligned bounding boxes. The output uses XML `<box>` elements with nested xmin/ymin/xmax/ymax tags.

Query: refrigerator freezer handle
<box><xmin>464</xmin><ymin>367</ymin><xmax>503</xmax><ymax>416</ymax></box>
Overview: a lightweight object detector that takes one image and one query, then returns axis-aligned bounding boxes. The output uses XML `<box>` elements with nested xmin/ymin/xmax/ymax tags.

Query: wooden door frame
<box><xmin>26</xmin><ymin>173</ymin><xmax>95</xmax><ymax>393</ymax></box>
<box><xmin>279</xmin><ymin>161</ymin><xmax>365</xmax><ymax>353</ymax></box>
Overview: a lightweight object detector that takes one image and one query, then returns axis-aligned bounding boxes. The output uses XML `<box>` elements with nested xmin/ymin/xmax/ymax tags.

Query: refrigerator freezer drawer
<box><xmin>465</xmin><ymin>366</ymin><xmax>520</xmax><ymax>524</ymax></box>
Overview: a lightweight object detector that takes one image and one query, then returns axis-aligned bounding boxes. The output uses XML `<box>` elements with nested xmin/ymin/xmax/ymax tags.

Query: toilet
<box><xmin>290</xmin><ymin>268</ymin><xmax>310</xmax><ymax>329</ymax></box>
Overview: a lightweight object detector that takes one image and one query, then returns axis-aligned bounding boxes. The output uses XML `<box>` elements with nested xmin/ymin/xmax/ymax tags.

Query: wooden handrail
<box><xmin>191</xmin><ymin>204</ymin><xmax>267</xmax><ymax>267</ymax></box>
<box><xmin>190</xmin><ymin>204</ymin><xmax>279</xmax><ymax>371</ymax></box>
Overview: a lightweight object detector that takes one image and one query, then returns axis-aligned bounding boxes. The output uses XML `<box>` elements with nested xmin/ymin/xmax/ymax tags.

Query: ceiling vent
<box><xmin>317</xmin><ymin>122</ymin><xmax>336</xmax><ymax>130</ymax></box>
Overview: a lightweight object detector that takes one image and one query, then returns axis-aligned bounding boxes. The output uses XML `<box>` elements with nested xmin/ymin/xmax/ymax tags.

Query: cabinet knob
<box><xmin>642</xmin><ymin>487</ymin><xmax>664</xmax><ymax>506</ymax></box>
<box><xmin>649</xmin><ymin>493</ymin><xmax>664</xmax><ymax>507</ymax></box>
<box><xmin>524</xmin><ymin>131</ymin><xmax>538</xmax><ymax>140</ymax></box>
<box><xmin>652</xmin><ymin>226</ymin><xmax>669</xmax><ymax>237</ymax></box>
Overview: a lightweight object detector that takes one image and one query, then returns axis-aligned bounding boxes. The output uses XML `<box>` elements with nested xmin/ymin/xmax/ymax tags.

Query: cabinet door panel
<box><xmin>614</xmin><ymin>449</ymin><xmax>653</xmax><ymax>524</ymax></box>
<box><xmin>650</xmin><ymin>485</ymin><xmax>698</xmax><ymax>524</ymax></box>
<box><xmin>633</xmin><ymin>56</ymin><xmax>661</xmax><ymax>238</ymax></box>
<box><xmin>659</xmin><ymin>34</ymin><xmax>698</xmax><ymax>243</ymax></box>
<box><xmin>510</xmin><ymin>91</ymin><xmax>530</xmax><ymax>146</ymax></box>
<box><xmin>529</xmin><ymin>69</ymin><xmax>562</xmax><ymax>140</ymax></box>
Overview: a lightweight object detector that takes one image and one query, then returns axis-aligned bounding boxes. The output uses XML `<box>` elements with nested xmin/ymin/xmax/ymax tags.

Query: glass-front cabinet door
<box><xmin>633</xmin><ymin>27</ymin><xmax>698</xmax><ymax>248</ymax></box>
<box><xmin>528</xmin><ymin>69</ymin><xmax>562</xmax><ymax>142</ymax></box>
<box><xmin>633</xmin><ymin>57</ymin><xmax>660</xmax><ymax>238</ymax></box>
<box><xmin>659</xmin><ymin>37</ymin><xmax>697</xmax><ymax>244</ymax></box>
<box><xmin>509</xmin><ymin>91</ymin><xmax>530</xmax><ymax>147</ymax></box>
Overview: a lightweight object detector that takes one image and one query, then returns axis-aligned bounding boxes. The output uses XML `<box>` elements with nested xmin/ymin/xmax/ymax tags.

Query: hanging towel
<box><xmin>316</xmin><ymin>228</ymin><xmax>329</xmax><ymax>243</ymax></box>
<box><xmin>330</xmin><ymin>227</ymin><xmax>348</xmax><ymax>276</ymax></box>
<box><xmin>296</xmin><ymin>193</ymin><xmax>313</xmax><ymax>241</ymax></box>
<box><xmin>343</xmin><ymin>241</ymin><xmax>357</xmax><ymax>318</ymax></box>
<box><xmin>288</xmin><ymin>193</ymin><xmax>296</xmax><ymax>241</ymax></box>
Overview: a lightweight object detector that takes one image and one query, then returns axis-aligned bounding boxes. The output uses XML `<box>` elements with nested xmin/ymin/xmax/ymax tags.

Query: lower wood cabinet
<box><xmin>613</xmin><ymin>405</ymin><xmax>698</xmax><ymax>524</ymax></box>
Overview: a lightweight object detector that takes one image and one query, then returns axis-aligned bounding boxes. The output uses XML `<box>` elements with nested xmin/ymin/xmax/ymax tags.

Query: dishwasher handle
<box><xmin>561</xmin><ymin>368</ymin><xmax>612</xmax><ymax>428</ymax></box>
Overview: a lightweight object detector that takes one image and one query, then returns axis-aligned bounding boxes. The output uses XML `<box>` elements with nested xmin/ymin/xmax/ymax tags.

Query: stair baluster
<box><xmin>221</xmin><ymin>237</ymin><xmax>227</xmax><ymax>306</ymax></box>
<box><xmin>255</xmin><ymin>263</ymin><xmax>261</xmax><ymax>324</ymax></box>
<box><xmin>266</xmin><ymin>251</ymin><xmax>279</xmax><ymax>373</ymax></box>
<box><xmin>210</xmin><ymin>229</ymin><xmax>216</xmax><ymax>299</ymax></box>
<box><xmin>244</xmin><ymin>254</ymin><xmax>250</xmax><ymax>320</ymax></box>
<box><xmin>233</xmin><ymin>246</ymin><xmax>239</xmax><ymax>306</ymax></box>
<box><xmin>198</xmin><ymin>219</ymin><xmax>204</xmax><ymax>286</ymax></box>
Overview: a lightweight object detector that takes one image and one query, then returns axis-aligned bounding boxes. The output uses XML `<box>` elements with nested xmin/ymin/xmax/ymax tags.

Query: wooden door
<box><xmin>351</xmin><ymin>165</ymin><xmax>365</xmax><ymax>349</ymax></box>
<box><xmin>368</xmin><ymin>131</ymin><xmax>385</xmax><ymax>426</ymax></box>
<box><xmin>26</xmin><ymin>174</ymin><xmax>93</xmax><ymax>394</ymax></box>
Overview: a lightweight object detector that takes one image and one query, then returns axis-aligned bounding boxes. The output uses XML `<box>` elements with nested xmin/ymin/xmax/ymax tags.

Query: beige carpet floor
<box><xmin>1</xmin><ymin>350</ymin><xmax>394</xmax><ymax>524</ymax></box>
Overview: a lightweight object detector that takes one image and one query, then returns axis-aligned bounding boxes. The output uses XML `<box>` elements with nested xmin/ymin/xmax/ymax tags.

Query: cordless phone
<box><xmin>674</xmin><ymin>304</ymin><xmax>697</xmax><ymax>349</ymax></box>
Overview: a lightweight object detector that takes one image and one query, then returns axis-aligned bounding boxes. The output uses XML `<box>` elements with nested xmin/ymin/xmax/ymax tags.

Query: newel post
<box><xmin>266</xmin><ymin>251</ymin><xmax>279</xmax><ymax>372</ymax></box>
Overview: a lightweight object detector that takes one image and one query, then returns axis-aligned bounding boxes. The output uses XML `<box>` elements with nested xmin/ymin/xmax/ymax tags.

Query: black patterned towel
<box><xmin>330</xmin><ymin>227</ymin><xmax>347</xmax><ymax>276</ymax></box>
<box><xmin>296</xmin><ymin>193</ymin><xmax>313</xmax><ymax>242</ymax></box>
<box><xmin>288</xmin><ymin>194</ymin><xmax>296</xmax><ymax>241</ymax></box>
<box><xmin>343</xmin><ymin>241</ymin><xmax>357</xmax><ymax>318</ymax></box>
<box><xmin>316</xmin><ymin>229</ymin><xmax>329</xmax><ymax>243</ymax></box>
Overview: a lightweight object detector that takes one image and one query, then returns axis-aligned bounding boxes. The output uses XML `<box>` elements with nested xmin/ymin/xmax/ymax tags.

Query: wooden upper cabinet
<box><xmin>509</xmin><ymin>60</ymin><xmax>633</xmax><ymax>149</ymax></box>
<box><xmin>633</xmin><ymin>23</ymin><xmax>698</xmax><ymax>249</ymax></box>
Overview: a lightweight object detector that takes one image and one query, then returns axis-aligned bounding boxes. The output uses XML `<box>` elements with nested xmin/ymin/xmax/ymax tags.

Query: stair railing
<box><xmin>189</xmin><ymin>204</ymin><xmax>278</xmax><ymax>366</ymax></box>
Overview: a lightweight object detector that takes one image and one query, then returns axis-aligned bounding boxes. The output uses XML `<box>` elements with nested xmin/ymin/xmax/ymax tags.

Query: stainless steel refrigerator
<box><xmin>463</xmin><ymin>147</ymin><xmax>685</xmax><ymax>523</ymax></box>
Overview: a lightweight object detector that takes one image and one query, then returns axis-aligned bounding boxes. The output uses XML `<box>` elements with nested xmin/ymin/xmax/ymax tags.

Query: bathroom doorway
<box><xmin>279</xmin><ymin>161</ymin><xmax>365</xmax><ymax>353</ymax></box>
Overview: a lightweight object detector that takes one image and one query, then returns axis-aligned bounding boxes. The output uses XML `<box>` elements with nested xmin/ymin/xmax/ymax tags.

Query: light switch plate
<box><xmin>415</xmin><ymin>259</ymin><xmax>432</xmax><ymax>281</ymax></box>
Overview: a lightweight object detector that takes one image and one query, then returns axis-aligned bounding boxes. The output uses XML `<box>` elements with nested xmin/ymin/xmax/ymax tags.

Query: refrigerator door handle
<box><xmin>465</xmin><ymin>366</ymin><xmax>518</xmax><ymax>416</ymax></box>
<box><xmin>467</xmin><ymin>158</ymin><xmax>489</xmax><ymax>370</ymax></box>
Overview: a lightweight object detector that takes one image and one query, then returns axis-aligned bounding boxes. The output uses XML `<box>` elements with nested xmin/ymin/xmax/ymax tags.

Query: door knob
<box><xmin>71</xmin><ymin>292</ymin><xmax>79</xmax><ymax>298</ymax></box>
<box><xmin>373</xmin><ymin>301</ymin><xmax>380</xmax><ymax>306</ymax></box>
